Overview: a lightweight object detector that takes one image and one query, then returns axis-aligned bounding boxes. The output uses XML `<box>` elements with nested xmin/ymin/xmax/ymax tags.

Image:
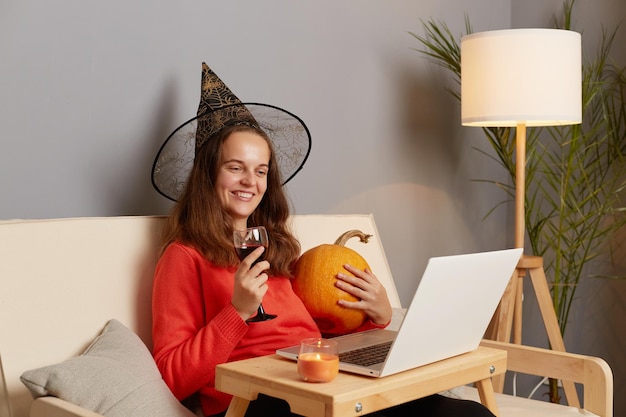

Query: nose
<box><xmin>241</xmin><ymin>170</ymin><xmax>256</xmax><ymax>186</ymax></box>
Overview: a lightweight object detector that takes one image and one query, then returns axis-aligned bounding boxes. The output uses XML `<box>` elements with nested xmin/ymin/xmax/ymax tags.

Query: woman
<box><xmin>151</xmin><ymin>64</ymin><xmax>495</xmax><ymax>417</ymax></box>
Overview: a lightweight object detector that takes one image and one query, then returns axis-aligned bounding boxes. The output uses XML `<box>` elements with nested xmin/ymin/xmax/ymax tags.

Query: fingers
<box><xmin>232</xmin><ymin>271</ymin><xmax>269</xmax><ymax>321</ymax></box>
<box><xmin>336</xmin><ymin>264</ymin><xmax>392</xmax><ymax>326</ymax></box>
<box><xmin>336</xmin><ymin>265</ymin><xmax>383</xmax><ymax>298</ymax></box>
<box><xmin>340</xmin><ymin>264</ymin><xmax>373</xmax><ymax>282</ymax></box>
<box><xmin>238</xmin><ymin>246</ymin><xmax>269</xmax><ymax>281</ymax></box>
<box><xmin>242</xmin><ymin>246</ymin><xmax>267</xmax><ymax>269</ymax></box>
<box><xmin>232</xmin><ymin>247</ymin><xmax>270</xmax><ymax>320</ymax></box>
<box><xmin>335</xmin><ymin>276</ymin><xmax>376</xmax><ymax>306</ymax></box>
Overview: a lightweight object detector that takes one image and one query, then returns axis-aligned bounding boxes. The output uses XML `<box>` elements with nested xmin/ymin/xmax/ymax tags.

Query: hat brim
<box><xmin>151</xmin><ymin>102</ymin><xmax>312</xmax><ymax>202</ymax></box>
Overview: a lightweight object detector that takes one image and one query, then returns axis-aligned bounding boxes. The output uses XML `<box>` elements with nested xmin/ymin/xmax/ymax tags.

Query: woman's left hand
<box><xmin>335</xmin><ymin>265</ymin><xmax>393</xmax><ymax>326</ymax></box>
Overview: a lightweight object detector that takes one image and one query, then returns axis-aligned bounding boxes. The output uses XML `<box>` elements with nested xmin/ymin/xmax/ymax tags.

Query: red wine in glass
<box><xmin>235</xmin><ymin>245</ymin><xmax>265</xmax><ymax>265</ymax></box>
<box><xmin>233</xmin><ymin>226</ymin><xmax>276</xmax><ymax>322</ymax></box>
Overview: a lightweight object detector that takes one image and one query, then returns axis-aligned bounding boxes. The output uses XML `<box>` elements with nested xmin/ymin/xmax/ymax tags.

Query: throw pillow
<box><xmin>20</xmin><ymin>319</ymin><xmax>195</xmax><ymax>417</ymax></box>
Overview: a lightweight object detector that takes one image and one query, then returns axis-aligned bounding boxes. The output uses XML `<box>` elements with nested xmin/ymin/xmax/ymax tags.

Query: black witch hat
<box><xmin>152</xmin><ymin>63</ymin><xmax>311</xmax><ymax>201</ymax></box>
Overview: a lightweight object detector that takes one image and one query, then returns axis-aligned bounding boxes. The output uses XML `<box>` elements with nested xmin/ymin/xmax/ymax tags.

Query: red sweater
<box><xmin>152</xmin><ymin>242</ymin><xmax>384</xmax><ymax>415</ymax></box>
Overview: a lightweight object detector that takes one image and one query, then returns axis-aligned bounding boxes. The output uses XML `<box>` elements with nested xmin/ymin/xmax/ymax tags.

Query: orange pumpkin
<box><xmin>292</xmin><ymin>230</ymin><xmax>372</xmax><ymax>335</ymax></box>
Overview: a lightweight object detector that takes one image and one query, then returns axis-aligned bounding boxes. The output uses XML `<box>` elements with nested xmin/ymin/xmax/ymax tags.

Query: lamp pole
<box><xmin>514</xmin><ymin>123</ymin><xmax>526</xmax><ymax>251</ymax></box>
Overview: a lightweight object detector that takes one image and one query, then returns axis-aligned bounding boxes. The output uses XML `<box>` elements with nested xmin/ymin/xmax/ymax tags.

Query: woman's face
<box><xmin>216</xmin><ymin>130</ymin><xmax>271</xmax><ymax>229</ymax></box>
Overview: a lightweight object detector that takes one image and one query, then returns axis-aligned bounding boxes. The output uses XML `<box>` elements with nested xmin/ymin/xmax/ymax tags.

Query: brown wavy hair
<box><xmin>160</xmin><ymin>124</ymin><xmax>301</xmax><ymax>277</ymax></box>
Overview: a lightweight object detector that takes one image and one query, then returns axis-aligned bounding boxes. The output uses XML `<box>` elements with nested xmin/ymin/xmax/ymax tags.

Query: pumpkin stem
<box><xmin>334</xmin><ymin>230</ymin><xmax>373</xmax><ymax>246</ymax></box>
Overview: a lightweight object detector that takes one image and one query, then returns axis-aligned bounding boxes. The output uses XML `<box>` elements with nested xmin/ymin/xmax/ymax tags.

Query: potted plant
<box><xmin>410</xmin><ymin>0</ymin><xmax>625</xmax><ymax>403</ymax></box>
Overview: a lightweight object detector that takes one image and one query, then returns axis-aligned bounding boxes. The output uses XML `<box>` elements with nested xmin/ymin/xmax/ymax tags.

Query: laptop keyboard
<box><xmin>339</xmin><ymin>341</ymin><xmax>393</xmax><ymax>367</ymax></box>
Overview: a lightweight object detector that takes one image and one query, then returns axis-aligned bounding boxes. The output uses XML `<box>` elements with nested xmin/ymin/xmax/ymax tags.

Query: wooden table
<box><xmin>215</xmin><ymin>345</ymin><xmax>506</xmax><ymax>417</ymax></box>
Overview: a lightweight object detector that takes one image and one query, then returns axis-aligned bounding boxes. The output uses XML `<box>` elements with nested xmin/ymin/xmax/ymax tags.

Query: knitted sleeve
<box><xmin>151</xmin><ymin>243</ymin><xmax>248</xmax><ymax>402</ymax></box>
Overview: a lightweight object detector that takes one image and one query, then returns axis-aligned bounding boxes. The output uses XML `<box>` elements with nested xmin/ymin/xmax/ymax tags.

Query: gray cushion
<box><xmin>20</xmin><ymin>319</ymin><xmax>195</xmax><ymax>417</ymax></box>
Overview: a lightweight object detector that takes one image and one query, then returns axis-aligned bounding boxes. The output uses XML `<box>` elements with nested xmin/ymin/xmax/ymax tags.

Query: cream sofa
<box><xmin>0</xmin><ymin>215</ymin><xmax>613</xmax><ymax>417</ymax></box>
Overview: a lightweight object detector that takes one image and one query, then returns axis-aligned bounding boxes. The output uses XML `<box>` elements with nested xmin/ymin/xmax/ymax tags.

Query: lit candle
<box><xmin>297</xmin><ymin>352</ymin><xmax>339</xmax><ymax>382</ymax></box>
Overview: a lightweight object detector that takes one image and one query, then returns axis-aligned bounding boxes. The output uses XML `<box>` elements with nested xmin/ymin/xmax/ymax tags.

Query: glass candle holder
<box><xmin>297</xmin><ymin>338</ymin><xmax>339</xmax><ymax>383</ymax></box>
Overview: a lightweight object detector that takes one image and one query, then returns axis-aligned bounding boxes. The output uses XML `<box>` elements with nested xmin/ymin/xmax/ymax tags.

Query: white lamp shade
<box><xmin>461</xmin><ymin>28</ymin><xmax>582</xmax><ymax>127</ymax></box>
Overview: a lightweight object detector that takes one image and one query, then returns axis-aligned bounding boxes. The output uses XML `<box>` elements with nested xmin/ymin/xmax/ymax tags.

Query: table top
<box><xmin>216</xmin><ymin>345</ymin><xmax>506</xmax><ymax>417</ymax></box>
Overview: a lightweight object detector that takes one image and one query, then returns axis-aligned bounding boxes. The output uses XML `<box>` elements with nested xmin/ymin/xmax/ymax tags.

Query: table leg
<box><xmin>224</xmin><ymin>397</ymin><xmax>250</xmax><ymax>417</ymax></box>
<box><xmin>475</xmin><ymin>378</ymin><xmax>500</xmax><ymax>417</ymax></box>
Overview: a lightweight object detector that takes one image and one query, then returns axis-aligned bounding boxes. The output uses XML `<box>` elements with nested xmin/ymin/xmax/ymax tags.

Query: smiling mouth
<box><xmin>234</xmin><ymin>191</ymin><xmax>253</xmax><ymax>199</ymax></box>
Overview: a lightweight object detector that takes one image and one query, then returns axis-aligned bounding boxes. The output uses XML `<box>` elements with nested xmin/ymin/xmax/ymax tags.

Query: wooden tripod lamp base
<box><xmin>486</xmin><ymin>255</ymin><xmax>580</xmax><ymax>408</ymax></box>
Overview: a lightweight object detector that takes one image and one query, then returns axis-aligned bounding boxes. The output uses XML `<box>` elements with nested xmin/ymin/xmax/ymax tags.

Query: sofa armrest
<box><xmin>479</xmin><ymin>340</ymin><xmax>613</xmax><ymax>417</ymax></box>
<box><xmin>31</xmin><ymin>397</ymin><xmax>103</xmax><ymax>417</ymax></box>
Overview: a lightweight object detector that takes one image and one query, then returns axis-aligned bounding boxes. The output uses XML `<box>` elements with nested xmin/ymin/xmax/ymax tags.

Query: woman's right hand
<box><xmin>232</xmin><ymin>246</ymin><xmax>270</xmax><ymax>321</ymax></box>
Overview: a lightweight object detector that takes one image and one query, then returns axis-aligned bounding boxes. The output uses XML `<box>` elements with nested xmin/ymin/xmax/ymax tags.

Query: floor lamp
<box><xmin>461</xmin><ymin>29</ymin><xmax>581</xmax><ymax>403</ymax></box>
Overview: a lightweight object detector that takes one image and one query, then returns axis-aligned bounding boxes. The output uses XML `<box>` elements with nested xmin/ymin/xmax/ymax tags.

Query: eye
<box><xmin>227</xmin><ymin>164</ymin><xmax>243</xmax><ymax>173</ymax></box>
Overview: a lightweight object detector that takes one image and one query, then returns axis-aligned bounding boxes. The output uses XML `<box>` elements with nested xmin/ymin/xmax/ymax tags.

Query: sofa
<box><xmin>0</xmin><ymin>215</ymin><xmax>613</xmax><ymax>417</ymax></box>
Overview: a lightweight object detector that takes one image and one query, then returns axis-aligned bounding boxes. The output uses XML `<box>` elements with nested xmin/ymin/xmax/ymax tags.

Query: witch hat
<box><xmin>152</xmin><ymin>63</ymin><xmax>311</xmax><ymax>201</ymax></box>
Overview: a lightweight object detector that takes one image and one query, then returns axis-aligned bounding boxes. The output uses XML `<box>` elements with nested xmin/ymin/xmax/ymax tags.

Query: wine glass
<box><xmin>233</xmin><ymin>226</ymin><xmax>277</xmax><ymax>322</ymax></box>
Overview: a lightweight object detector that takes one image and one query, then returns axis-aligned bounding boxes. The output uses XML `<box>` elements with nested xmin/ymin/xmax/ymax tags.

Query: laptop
<box><xmin>277</xmin><ymin>248</ymin><xmax>522</xmax><ymax>377</ymax></box>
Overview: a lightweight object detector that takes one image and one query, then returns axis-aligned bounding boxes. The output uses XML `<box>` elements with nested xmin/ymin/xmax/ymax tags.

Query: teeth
<box><xmin>236</xmin><ymin>192</ymin><xmax>253</xmax><ymax>198</ymax></box>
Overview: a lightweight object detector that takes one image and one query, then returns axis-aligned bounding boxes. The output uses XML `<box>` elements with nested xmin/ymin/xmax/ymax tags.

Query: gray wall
<box><xmin>1</xmin><ymin>0</ymin><xmax>624</xmax><ymax>414</ymax></box>
<box><xmin>0</xmin><ymin>0</ymin><xmax>512</xmax><ymax>312</ymax></box>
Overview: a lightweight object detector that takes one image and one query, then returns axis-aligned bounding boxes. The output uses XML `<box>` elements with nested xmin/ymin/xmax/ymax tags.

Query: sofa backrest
<box><xmin>0</xmin><ymin>214</ymin><xmax>398</xmax><ymax>417</ymax></box>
